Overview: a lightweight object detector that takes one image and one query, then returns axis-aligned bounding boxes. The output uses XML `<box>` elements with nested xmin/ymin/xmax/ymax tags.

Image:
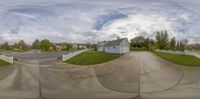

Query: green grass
<box><xmin>0</xmin><ymin>59</ymin><xmax>9</xmax><ymax>66</ymax></box>
<box><xmin>65</xmin><ymin>51</ymin><xmax>121</xmax><ymax>65</ymax></box>
<box><xmin>153</xmin><ymin>52</ymin><xmax>200</xmax><ymax>67</ymax></box>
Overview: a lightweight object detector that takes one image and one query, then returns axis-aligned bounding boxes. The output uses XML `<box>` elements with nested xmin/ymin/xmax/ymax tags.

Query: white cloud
<box><xmin>0</xmin><ymin>0</ymin><xmax>199</xmax><ymax>44</ymax></box>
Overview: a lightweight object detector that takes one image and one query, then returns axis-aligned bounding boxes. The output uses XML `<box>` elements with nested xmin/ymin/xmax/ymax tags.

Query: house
<box><xmin>97</xmin><ymin>38</ymin><xmax>130</xmax><ymax>54</ymax></box>
<box><xmin>54</xmin><ymin>43</ymin><xmax>64</xmax><ymax>51</ymax></box>
<box><xmin>49</xmin><ymin>46</ymin><xmax>54</xmax><ymax>51</ymax></box>
<box><xmin>72</xmin><ymin>43</ymin><xmax>78</xmax><ymax>49</ymax></box>
<box><xmin>78</xmin><ymin>44</ymin><xmax>87</xmax><ymax>49</ymax></box>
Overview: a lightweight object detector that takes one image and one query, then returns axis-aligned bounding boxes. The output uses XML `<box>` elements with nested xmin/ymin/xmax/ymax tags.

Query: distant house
<box><xmin>72</xmin><ymin>43</ymin><xmax>78</xmax><ymax>49</ymax></box>
<box><xmin>78</xmin><ymin>44</ymin><xmax>87</xmax><ymax>49</ymax></box>
<box><xmin>97</xmin><ymin>38</ymin><xmax>130</xmax><ymax>54</ymax></box>
<box><xmin>54</xmin><ymin>43</ymin><xmax>64</xmax><ymax>51</ymax></box>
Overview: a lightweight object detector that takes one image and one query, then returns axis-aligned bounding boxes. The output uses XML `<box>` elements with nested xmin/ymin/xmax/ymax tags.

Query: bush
<box><xmin>131</xmin><ymin>47</ymin><xmax>147</xmax><ymax>51</ymax></box>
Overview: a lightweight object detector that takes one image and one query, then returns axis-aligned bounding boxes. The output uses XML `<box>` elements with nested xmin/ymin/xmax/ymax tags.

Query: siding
<box><xmin>97</xmin><ymin>46</ymin><xmax>104</xmax><ymax>51</ymax></box>
<box><xmin>105</xmin><ymin>45</ymin><xmax>121</xmax><ymax>54</ymax></box>
<box><xmin>121</xmin><ymin>45</ymin><xmax>130</xmax><ymax>53</ymax></box>
<box><xmin>98</xmin><ymin>38</ymin><xmax>130</xmax><ymax>54</ymax></box>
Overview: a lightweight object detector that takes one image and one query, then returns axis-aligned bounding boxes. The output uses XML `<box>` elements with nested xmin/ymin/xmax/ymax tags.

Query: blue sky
<box><xmin>0</xmin><ymin>0</ymin><xmax>200</xmax><ymax>44</ymax></box>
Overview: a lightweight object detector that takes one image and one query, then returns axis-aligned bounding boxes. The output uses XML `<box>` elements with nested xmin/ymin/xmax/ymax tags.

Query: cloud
<box><xmin>0</xmin><ymin>0</ymin><xmax>199</xmax><ymax>44</ymax></box>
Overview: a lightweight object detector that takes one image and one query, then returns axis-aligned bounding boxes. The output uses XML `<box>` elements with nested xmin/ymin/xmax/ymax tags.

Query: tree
<box><xmin>40</xmin><ymin>39</ymin><xmax>51</xmax><ymax>51</ymax></box>
<box><xmin>180</xmin><ymin>39</ymin><xmax>188</xmax><ymax>51</ymax></box>
<box><xmin>0</xmin><ymin>42</ymin><xmax>10</xmax><ymax>50</ymax></box>
<box><xmin>170</xmin><ymin>37</ymin><xmax>176</xmax><ymax>50</ymax></box>
<box><xmin>32</xmin><ymin>39</ymin><xmax>40</xmax><ymax>49</ymax></box>
<box><xmin>64</xmin><ymin>43</ymin><xmax>73</xmax><ymax>51</ymax></box>
<box><xmin>130</xmin><ymin>36</ymin><xmax>146</xmax><ymax>48</ymax></box>
<box><xmin>156</xmin><ymin>30</ymin><xmax>169</xmax><ymax>49</ymax></box>
<box><xmin>130</xmin><ymin>36</ymin><xmax>155</xmax><ymax>50</ymax></box>
<box><xmin>18</xmin><ymin>40</ymin><xmax>27</xmax><ymax>51</ymax></box>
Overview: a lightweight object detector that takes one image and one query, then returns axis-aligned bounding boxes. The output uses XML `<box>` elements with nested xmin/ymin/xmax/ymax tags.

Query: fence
<box><xmin>155</xmin><ymin>50</ymin><xmax>200</xmax><ymax>58</ymax></box>
<box><xmin>0</xmin><ymin>54</ymin><xmax>13</xmax><ymax>64</ymax></box>
<box><xmin>62</xmin><ymin>49</ymin><xmax>88</xmax><ymax>61</ymax></box>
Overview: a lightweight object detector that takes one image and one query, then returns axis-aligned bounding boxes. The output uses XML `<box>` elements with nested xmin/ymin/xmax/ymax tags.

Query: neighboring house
<box><xmin>54</xmin><ymin>43</ymin><xmax>64</xmax><ymax>51</ymax></box>
<box><xmin>78</xmin><ymin>44</ymin><xmax>87</xmax><ymax>49</ymax></box>
<box><xmin>49</xmin><ymin>46</ymin><xmax>54</xmax><ymax>51</ymax></box>
<box><xmin>97</xmin><ymin>38</ymin><xmax>130</xmax><ymax>54</ymax></box>
<box><xmin>72</xmin><ymin>43</ymin><xmax>78</xmax><ymax>49</ymax></box>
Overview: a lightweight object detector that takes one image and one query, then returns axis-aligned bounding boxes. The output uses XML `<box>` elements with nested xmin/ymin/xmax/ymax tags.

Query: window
<box><xmin>113</xmin><ymin>46</ymin><xmax>115</xmax><ymax>49</ymax></box>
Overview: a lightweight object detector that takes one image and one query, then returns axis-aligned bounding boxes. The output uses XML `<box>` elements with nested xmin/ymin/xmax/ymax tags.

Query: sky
<box><xmin>0</xmin><ymin>0</ymin><xmax>200</xmax><ymax>44</ymax></box>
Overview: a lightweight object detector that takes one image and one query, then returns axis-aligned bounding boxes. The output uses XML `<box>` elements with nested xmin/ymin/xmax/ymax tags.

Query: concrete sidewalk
<box><xmin>0</xmin><ymin>51</ymin><xmax>200</xmax><ymax>99</ymax></box>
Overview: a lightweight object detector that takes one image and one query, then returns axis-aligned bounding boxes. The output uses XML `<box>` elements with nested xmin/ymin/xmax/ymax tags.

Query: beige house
<box><xmin>72</xmin><ymin>44</ymin><xmax>78</xmax><ymax>49</ymax></box>
<box><xmin>55</xmin><ymin>43</ymin><xmax>64</xmax><ymax>51</ymax></box>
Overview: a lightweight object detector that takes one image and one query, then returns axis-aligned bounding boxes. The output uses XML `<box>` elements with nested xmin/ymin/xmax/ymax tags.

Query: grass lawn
<box><xmin>0</xmin><ymin>59</ymin><xmax>9</xmax><ymax>66</ymax></box>
<box><xmin>153</xmin><ymin>52</ymin><xmax>200</xmax><ymax>67</ymax></box>
<box><xmin>65</xmin><ymin>51</ymin><xmax>121</xmax><ymax>65</ymax></box>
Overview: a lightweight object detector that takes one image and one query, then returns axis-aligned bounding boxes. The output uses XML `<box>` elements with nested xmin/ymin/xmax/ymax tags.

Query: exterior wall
<box><xmin>97</xmin><ymin>42</ymin><xmax>107</xmax><ymax>52</ymax></box>
<box><xmin>97</xmin><ymin>46</ymin><xmax>104</xmax><ymax>51</ymax></box>
<box><xmin>97</xmin><ymin>38</ymin><xmax>130</xmax><ymax>54</ymax></box>
<box><xmin>105</xmin><ymin>45</ymin><xmax>121</xmax><ymax>54</ymax></box>
<box><xmin>121</xmin><ymin>45</ymin><xmax>130</xmax><ymax>53</ymax></box>
<box><xmin>120</xmin><ymin>39</ymin><xmax>130</xmax><ymax>53</ymax></box>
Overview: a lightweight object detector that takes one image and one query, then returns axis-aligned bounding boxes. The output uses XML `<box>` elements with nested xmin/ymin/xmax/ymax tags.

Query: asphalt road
<box><xmin>2</xmin><ymin>50</ymin><xmax>75</xmax><ymax>59</ymax></box>
<box><xmin>0</xmin><ymin>51</ymin><xmax>200</xmax><ymax>99</ymax></box>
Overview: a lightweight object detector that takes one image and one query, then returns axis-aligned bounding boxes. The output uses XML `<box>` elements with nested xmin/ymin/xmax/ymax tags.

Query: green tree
<box><xmin>32</xmin><ymin>39</ymin><xmax>40</xmax><ymax>49</ymax></box>
<box><xmin>40</xmin><ymin>39</ymin><xmax>51</xmax><ymax>51</ymax></box>
<box><xmin>156</xmin><ymin>30</ymin><xmax>169</xmax><ymax>49</ymax></box>
<box><xmin>130</xmin><ymin>36</ymin><xmax>146</xmax><ymax>48</ymax></box>
<box><xmin>170</xmin><ymin>37</ymin><xmax>176</xmax><ymax>50</ymax></box>
<box><xmin>0</xmin><ymin>42</ymin><xmax>10</xmax><ymax>50</ymax></box>
<box><xmin>130</xmin><ymin>36</ymin><xmax>155</xmax><ymax>50</ymax></box>
<box><xmin>64</xmin><ymin>43</ymin><xmax>73</xmax><ymax>51</ymax></box>
<box><xmin>18</xmin><ymin>40</ymin><xmax>27</xmax><ymax>51</ymax></box>
<box><xmin>180</xmin><ymin>39</ymin><xmax>188</xmax><ymax>51</ymax></box>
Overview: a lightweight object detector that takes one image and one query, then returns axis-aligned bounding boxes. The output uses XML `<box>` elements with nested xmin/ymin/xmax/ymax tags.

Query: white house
<box><xmin>97</xmin><ymin>38</ymin><xmax>130</xmax><ymax>54</ymax></box>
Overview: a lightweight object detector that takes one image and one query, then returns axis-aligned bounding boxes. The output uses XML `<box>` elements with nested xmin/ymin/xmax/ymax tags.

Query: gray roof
<box><xmin>105</xmin><ymin>38</ymin><xmax>127</xmax><ymax>47</ymax></box>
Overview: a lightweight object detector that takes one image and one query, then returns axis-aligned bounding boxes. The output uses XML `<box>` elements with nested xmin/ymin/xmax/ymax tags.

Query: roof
<box><xmin>104</xmin><ymin>38</ymin><xmax>127</xmax><ymax>47</ymax></box>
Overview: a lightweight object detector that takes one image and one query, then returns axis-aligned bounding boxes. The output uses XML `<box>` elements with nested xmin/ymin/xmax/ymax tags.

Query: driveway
<box><xmin>133</xmin><ymin>52</ymin><xmax>200</xmax><ymax>99</ymax></box>
<box><xmin>0</xmin><ymin>59</ymin><xmax>39</xmax><ymax>99</ymax></box>
<box><xmin>40</xmin><ymin>56</ymin><xmax>138</xmax><ymax>99</ymax></box>
<box><xmin>0</xmin><ymin>51</ymin><xmax>200</xmax><ymax>99</ymax></box>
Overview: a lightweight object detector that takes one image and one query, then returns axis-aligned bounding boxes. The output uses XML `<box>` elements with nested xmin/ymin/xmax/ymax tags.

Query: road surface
<box><xmin>0</xmin><ymin>51</ymin><xmax>200</xmax><ymax>99</ymax></box>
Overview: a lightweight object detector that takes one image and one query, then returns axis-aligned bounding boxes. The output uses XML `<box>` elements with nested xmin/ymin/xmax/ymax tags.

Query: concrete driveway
<box><xmin>40</xmin><ymin>55</ymin><xmax>138</xmax><ymax>99</ymax></box>
<box><xmin>134</xmin><ymin>52</ymin><xmax>200</xmax><ymax>99</ymax></box>
<box><xmin>0</xmin><ymin>51</ymin><xmax>200</xmax><ymax>99</ymax></box>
